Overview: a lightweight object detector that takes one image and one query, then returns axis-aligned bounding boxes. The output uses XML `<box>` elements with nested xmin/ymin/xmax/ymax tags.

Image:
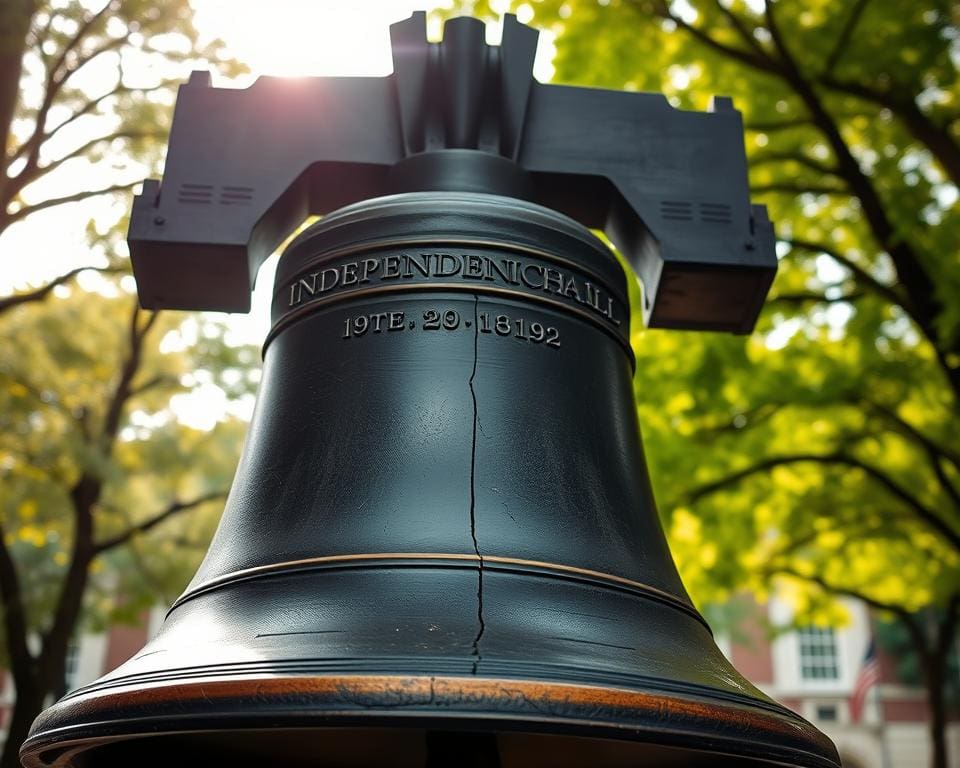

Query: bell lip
<box><xmin>22</xmin><ymin>673</ymin><xmax>840</xmax><ymax>768</ymax></box>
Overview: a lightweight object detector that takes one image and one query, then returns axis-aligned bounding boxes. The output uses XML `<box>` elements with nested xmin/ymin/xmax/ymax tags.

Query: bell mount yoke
<box><xmin>128</xmin><ymin>12</ymin><xmax>776</xmax><ymax>334</ymax></box>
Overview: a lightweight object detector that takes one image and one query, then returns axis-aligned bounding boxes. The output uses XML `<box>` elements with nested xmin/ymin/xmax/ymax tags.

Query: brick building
<box><xmin>719</xmin><ymin>597</ymin><xmax>960</xmax><ymax>767</ymax></box>
<box><xmin>0</xmin><ymin>599</ymin><xmax>956</xmax><ymax>766</ymax></box>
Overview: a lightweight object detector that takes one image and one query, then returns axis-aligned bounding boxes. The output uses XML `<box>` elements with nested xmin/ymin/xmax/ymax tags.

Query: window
<box><xmin>815</xmin><ymin>704</ymin><xmax>838</xmax><ymax>722</ymax></box>
<box><xmin>797</xmin><ymin>626</ymin><xmax>840</xmax><ymax>681</ymax></box>
<box><xmin>64</xmin><ymin>639</ymin><xmax>80</xmax><ymax>692</ymax></box>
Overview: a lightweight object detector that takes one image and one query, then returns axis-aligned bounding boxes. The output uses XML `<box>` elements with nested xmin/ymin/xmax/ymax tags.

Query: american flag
<box><xmin>850</xmin><ymin>640</ymin><xmax>881</xmax><ymax>722</ymax></box>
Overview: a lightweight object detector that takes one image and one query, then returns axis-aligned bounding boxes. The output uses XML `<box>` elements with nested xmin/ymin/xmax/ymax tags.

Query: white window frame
<box><xmin>769</xmin><ymin>596</ymin><xmax>871</xmax><ymax>696</ymax></box>
<box><xmin>797</xmin><ymin>625</ymin><xmax>842</xmax><ymax>682</ymax></box>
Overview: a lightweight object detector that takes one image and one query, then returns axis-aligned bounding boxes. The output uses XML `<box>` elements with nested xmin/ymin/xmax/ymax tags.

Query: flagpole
<box><xmin>853</xmin><ymin>628</ymin><xmax>889</xmax><ymax>768</ymax></box>
<box><xmin>875</xmin><ymin>682</ymin><xmax>892</xmax><ymax>768</ymax></box>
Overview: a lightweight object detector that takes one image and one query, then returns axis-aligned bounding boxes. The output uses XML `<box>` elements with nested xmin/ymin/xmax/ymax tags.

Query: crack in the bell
<box><xmin>468</xmin><ymin>294</ymin><xmax>485</xmax><ymax>675</ymax></box>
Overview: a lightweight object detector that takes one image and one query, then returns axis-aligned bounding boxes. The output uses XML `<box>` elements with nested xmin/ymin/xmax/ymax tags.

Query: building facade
<box><xmin>721</xmin><ymin>597</ymin><xmax>960</xmax><ymax>767</ymax></box>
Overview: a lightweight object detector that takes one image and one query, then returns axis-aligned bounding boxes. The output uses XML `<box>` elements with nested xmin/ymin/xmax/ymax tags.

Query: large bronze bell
<box><xmin>22</xmin><ymin>193</ymin><xmax>839</xmax><ymax>767</ymax></box>
<box><xmin>22</xmin><ymin>13</ymin><xmax>840</xmax><ymax>768</ymax></box>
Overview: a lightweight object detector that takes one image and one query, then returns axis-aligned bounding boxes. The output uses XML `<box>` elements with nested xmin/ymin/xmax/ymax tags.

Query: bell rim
<box><xmin>23</xmin><ymin>673</ymin><xmax>840</xmax><ymax>768</ymax></box>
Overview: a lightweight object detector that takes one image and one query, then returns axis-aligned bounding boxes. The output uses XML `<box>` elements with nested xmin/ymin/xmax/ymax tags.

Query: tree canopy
<box><xmin>1</xmin><ymin>0</ymin><xmax>243</xmax><ymax>233</ymax></box>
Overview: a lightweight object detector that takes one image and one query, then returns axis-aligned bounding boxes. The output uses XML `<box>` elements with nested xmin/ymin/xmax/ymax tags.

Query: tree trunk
<box><xmin>921</xmin><ymin>646</ymin><xmax>950</xmax><ymax>768</ymax></box>
<box><xmin>0</xmin><ymin>0</ymin><xmax>36</xmax><ymax>181</ymax></box>
<box><xmin>0</xmin><ymin>489</ymin><xmax>97</xmax><ymax>764</ymax></box>
<box><xmin>0</xmin><ymin>672</ymin><xmax>44</xmax><ymax>768</ymax></box>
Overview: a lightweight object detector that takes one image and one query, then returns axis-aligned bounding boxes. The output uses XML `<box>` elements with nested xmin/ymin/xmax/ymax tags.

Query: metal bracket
<box><xmin>129</xmin><ymin>12</ymin><xmax>775</xmax><ymax>333</ymax></box>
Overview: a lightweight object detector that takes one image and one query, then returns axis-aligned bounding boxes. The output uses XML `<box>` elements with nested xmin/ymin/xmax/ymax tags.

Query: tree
<box><xmin>458</xmin><ymin>1</ymin><xmax>960</xmax><ymax>765</ymax></box>
<box><xmin>0</xmin><ymin>3</ymin><xmax>251</xmax><ymax>765</ymax></box>
<box><xmin>0</xmin><ymin>291</ymin><xmax>257</xmax><ymax>763</ymax></box>
<box><xmin>1</xmin><ymin>0</ymin><xmax>242</xmax><ymax>306</ymax></box>
<box><xmin>875</xmin><ymin>608</ymin><xmax>960</xmax><ymax>711</ymax></box>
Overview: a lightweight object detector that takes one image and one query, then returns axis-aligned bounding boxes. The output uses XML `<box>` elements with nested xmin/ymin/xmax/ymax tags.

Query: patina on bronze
<box><xmin>22</xmin><ymin>13</ymin><xmax>840</xmax><ymax>768</ymax></box>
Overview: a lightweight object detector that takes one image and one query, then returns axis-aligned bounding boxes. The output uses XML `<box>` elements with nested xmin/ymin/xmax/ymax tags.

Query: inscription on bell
<box><xmin>287</xmin><ymin>251</ymin><xmax>621</xmax><ymax>327</ymax></box>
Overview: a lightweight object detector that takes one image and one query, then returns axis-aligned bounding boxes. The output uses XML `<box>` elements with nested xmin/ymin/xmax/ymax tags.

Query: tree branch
<box><xmin>930</xmin><ymin>456</ymin><xmax>960</xmax><ymax>516</ymax></box>
<box><xmin>0</xmin><ymin>266</ymin><xmax>120</xmax><ymax>315</ymax></box>
<box><xmin>769</xmin><ymin>289</ymin><xmax>864</xmax><ymax>306</ymax></box>
<box><xmin>4</xmin><ymin>181</ymin><xmax>138</xmax><ymax>226</ymax></box>
<box><xmin>28</xmin><ymin>87</ymin><xmax>120</xmax><ymax>154</ymax></box>
<box><xmin>44</xmin><ymin>475</ymin><xmax>97</xmax><ymax>663</ymax></box>
<box><xmin>0</xmin><ymin>0</ymin><xmax>37</xmax><ymax>180</ymax></box>
<box><xmin>750</xmin><ymin>149</ymin><xmax>840</xmax><ymax>176</ymax></box>
<box><xmin>862</xmin><ymin>399</ymin><xmax>960</xmax><ymax>471</ymax></box>
<box><xmin>860</xmin><ymin>399</ymin><xmax>960</xmax><ymax>512</ymax></box>
<box><xmin>128</xmin><ymin>373</ymin><xmax>180</xmax><ymax>397</ymax></box>
<box><xmin>820</xmin><ymin>75</ymin><xmax>960</xmax><ymax>189</ymax></box>
<box><xmin>686</xmin><ymin>451</ymin><xmax>960</xmax><ymax>553</ymax></box>
<box><xmin>8</xmin><ymin>130</ymin><xmax>162</xmax><ymax>198</ymax></box>
<box><xmin>8</xmin><ymin>79</ymin><xmax>175</xmax><ymax>167</ymax></box>
<box><xmin>12</xmin><ymin>2</ymin><xmax>121</xmax><ymax>195</ymax></box>
<box><xmin>57</xmin><ymin>78</ymin><xmax>178</xmax><ymax>137</ymax></box>
<box><xmin>750</xmin><ymin>181</ymin><xmax>849</xmax><ymax>196</ymax></box>
<box><xmin>768</xmin><ymin>532</ymin><xmax>817</xmax><ymax>559</ymax></box>
<box><xmin>762</xmin><ymin>0</ymin><xmax>954</xmax><ymax>396</ymax></box>
<box><xmin>691</xmin><ymin>401</ymin><xmax>785</xmax><ymax>437</ymax></box>
<box><xmin>936</xmin><ymin>595</ymin><xmax>960</xmax><ymax>658</ymax></box>
<box><xmin>94</xmin><ymin>491</ymin><xmax>228</xmax><ymax>554</ymax></box>
<box><xmin>745</xmin><ymin>117</ymin><xmax>813</xmax><ymax>132</ymax></box>
<box><xmin>101</xmin><ymin>305</ymin><xmax>158</xmax><ymax>445</ymax></box>
<box><xmin>0</xmin><ymin>522</ymin><xmax>35</xmax><ymax>682</ymax></box>
<box><xmin>711</xmin><ymin>0</ymin><xmax>768</xmax><ymax>58</ymax></box>
<box><xmin>25</xmin><ymin>5</ymin><xmax>54</xmax><ymax>60</ymax></box>
<box><xmin>629</xmin><ymin>0</ymin><xmax>780</xmax><ymax>73</ymax></box>
<box><xmin>822</xmin><ymin>0</ymin><xmax>871</xmax><ymax>75</ymax></box>
<box><xmin>649</xmin><ymin>0</ymin><xmax>951</xmax><ymax>382</ymax></box>
<box><xmin>764</xmin><ymin>511</ymin><xmax>917</xmax><ymax>562</ymax></box>
<box><xmin>770</xmin><ymin>565</ymin><xmax>913</xmax><ymax>618</ymax></box>
<box><xmin>43</xmin><ymin>301</ymin><xmax>157</xmax><ymax>666</ymax></box>
<box><xmin>45</xmin><ymin>0</ymin><xmax>116</xmax><ymax>89</ymax></box>
<box><xmin>781</xmin><ymin>238</ymin><xmax>909</xmax><ymax>313</ymax></box>
<box><xmin>56</xmin><ymin>34</ymin><xmax>125</xmax><ymax>90</ymax></box>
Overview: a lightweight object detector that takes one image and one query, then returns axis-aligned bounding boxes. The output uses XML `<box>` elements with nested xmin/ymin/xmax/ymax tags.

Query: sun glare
<box><xmin>1</xmin><ymin>0</ymin><xmax>555</xmax><ymax>361</ymax></box>
<box><xmin>190</xmin><ymin>0</ymin><xmax>453</xmax><ymax>81</ymax></box>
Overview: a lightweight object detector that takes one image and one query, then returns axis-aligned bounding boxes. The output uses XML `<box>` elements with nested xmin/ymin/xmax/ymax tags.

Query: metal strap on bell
<box><xmin>21</xmin><ymin>13</ymin><xmax>840</xmax><ymax>768</ymax></box>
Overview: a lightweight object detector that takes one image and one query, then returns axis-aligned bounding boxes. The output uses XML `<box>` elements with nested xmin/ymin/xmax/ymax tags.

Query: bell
<box><xmin>22</xmin><ymin>192</ymin><xmax>838</xmax><ymax>768</ymax></box>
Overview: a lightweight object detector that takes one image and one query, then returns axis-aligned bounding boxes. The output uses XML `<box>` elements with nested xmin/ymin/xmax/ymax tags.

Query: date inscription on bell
<box><xmin>342</xmin><ymin>308</ymin><xmax>561</xmax><ymax>348</ymax></box>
